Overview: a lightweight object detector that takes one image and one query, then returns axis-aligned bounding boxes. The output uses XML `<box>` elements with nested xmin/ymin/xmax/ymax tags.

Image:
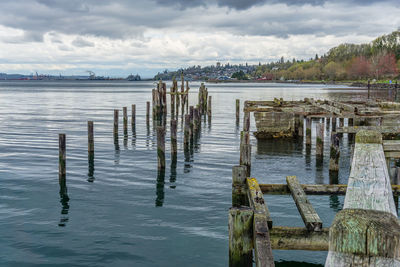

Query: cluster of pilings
<box><xmin>57</xmin><ymin>79</ymin><xmax>214</xmax><ymax>221</ymax></box>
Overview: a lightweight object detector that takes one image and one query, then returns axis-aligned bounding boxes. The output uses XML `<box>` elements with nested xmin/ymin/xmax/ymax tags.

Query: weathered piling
<box><xmin>113</xmin><ymin>109</ymin><xmax>119</xmax><ymax>137</ymax></box>
<box><xmin>325</xmin><ymin>130</ymin><xmax>400</xmax><ymax>266</ymax></box>
<box><xmin>156</xmin><ymin>126</ymin><xmax>165</xmax><ymax>169</ymax></box>
<box><xmin>232</xmin><ymin>165</ymin><xmax>248</xmax><ymax>207</ymax></box>
<box><xmin>243</xmin><ymin>111</ymin><xmax>250</xmax><ymax>132</ymax></box>
<box><xmin>239</xmin><ymin>141</ymin><xmax>251</xmax><ymax>177</ymax></box>
<box><xmin>123</xmin><ymin>107</ymin><xmax>128</xmax><ymax>135</ymax></box>
<box><xmin>228</xmin><ymin>207</ymin><xmax>253</xmax><ymax>267</ymax></box>
<box><xmin>316</xmin><ymin>123</ymin><xmax>324</xmax><ymax>158</ymax></box>
<box><xmin>305</xmin><ymin>117</ymin><xmax>311</xmax><ymax>145</ymax></box>
<box><xmin>185</xmin><ymin>80</ymin><xmax>190</xmax><ymax>113</ymax></box>
<box><xmin>184</xmin><ymin>114</ymin><xmax>190</xmax><ymax>147</ymax></box>
<box><xmin>146</xmin><ymin>101</ymin><xmax>150</xmax><ymax>125</ymax></box>
<box><xmin>88</xmin><ymin>121</ymin><xmax>94</xmax><ymax>153</ymax></box>
<box><xmin>236</xmin><ymin>99</ymin><xmax>240</xmax><ymax>124</ymax></box>
<box><xmin>331</xmin><ymin>117</ymin><xmax>337</xmax><ymax>132</ymax></box>
<box><xmin>131</xmin><ymin>104</ymin><xmax>136</xmax><ymax>128</ymax></box>
<box><xmin>59</xmin><ymin>133</ymin><xmax>66</xmax><ymax>179</ymax></box>
<box><xmin>193</xmin><ymin>107</ymin><xmax>199</xmax><ymax>134</ymax></box>
<box><xmin>329</xmin><ymin>132</ymin><xmax>340</xmax><ymax>173</ymax></box>
<box><xmin>208</xmin><ymin>96</ymin><xmax>212</xmax><ymax>118</ymax></box>
<box><xmin>170</xmin><ymin>119</ymin><xmax>177</xmax><ymax>155</ymax></box>
<box><xmin>298</xmin><ymin>115</ymin><xmax>304</xmax><ymax>137</ymax></box>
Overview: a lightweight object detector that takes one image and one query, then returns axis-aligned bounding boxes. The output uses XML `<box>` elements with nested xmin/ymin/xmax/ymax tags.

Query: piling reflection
<box><xmin>155</xmin><ymin>169</ymin><xmax>165</xmax><ymax>207</ymax></box>
<box><xmin>132</xmin><ymin>125</ymin><xmax>136</xmax><ymax>148</ymax></box>
<box><xmin>58</xmin><ymin>174</ymin><xmax>70</xmax><ymax>227</ymax></box>
<box><xmin>329</xmin><ymin>195</ymin><xmax>341</xmax><ymax>212</ymax></box>
<box><xmin>170</xmin><ymin>154</ymin><xmax>177</xmax><ymax>188</ymax></box>
<box><xmin>256</xmin><ymin>139</ymin><xmax>297</xmax><ymax>156</ymax></box>
<box><xmin>87</xmin><ymin>152</ymin><xmax>95</xmax><ymax>183</ymax></box>
<box><xmin>123</xmin><ymin>131</ymin><xmax>128</xmax><ymax>149</ymax></box>
<box><xmin>305</xmin><ymin>144</ymin><xmax>311</xmax><ymax>167</ymax></box>
<box><xmin>114</xmin><ymin>133</ymin><xmax>120</xmax><ymax>165</ymax></box>
<box><xmin>184</xmin><ymin>145</ymin><xmax>191</xmax><ymax>173</ymax></box>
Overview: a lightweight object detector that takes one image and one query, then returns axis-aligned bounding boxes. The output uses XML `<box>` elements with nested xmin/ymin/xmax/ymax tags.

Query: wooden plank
<box><xmin>337</xmin><ymin>125</ymin><xmax>400</xmax><ymax>134</ymax></box>
<box><xmin>286</xmin><ymin>176</ymin><xmax>322</xmax><ymax>231</ymax></box>
<box><xmin>247</xmin><ymin>178</ymin><xmax>272</xmax><ymax>228</ymax></box>
<box><xmin>260</xmin><ymin>183</ymin><xmax>400</xmax><ymax>196</ymax></box>
<box><xmin>326</xmin><ymin>130</ymin><xmax>400</xmax><ymax>266</ymax></box>
<box><xmin>383</xmin><ymin>140</ymin><xmax>400</xmax><ymax>151</ymax></box>
<box><xmin>253</xmin><ymin>212</ymin><xmax>275</xmax><ymax>267</ymax></box>
<box><xmin>269</xmin><ymin>226</ymin><xmax>329</xmax><ymax>251</ymax></box>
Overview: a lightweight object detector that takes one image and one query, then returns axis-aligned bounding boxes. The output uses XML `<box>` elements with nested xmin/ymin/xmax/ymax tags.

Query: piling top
<box><xmin>355</xmin><ymin>130</ymin><xmax>382</xmax><ymax>144</ymax></box>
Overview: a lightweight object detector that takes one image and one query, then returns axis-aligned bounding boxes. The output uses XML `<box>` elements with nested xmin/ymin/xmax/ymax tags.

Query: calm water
<box><xmin>0</xmin><ymin>81</ymin><xmax>380</xmax><ymax>266</ymax></box>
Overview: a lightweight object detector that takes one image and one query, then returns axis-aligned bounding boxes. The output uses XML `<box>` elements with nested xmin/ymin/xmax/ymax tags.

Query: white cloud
<box><xmin>0</xmin><ymin>0</ymin><xmax>398</xmax><ymax>77</ymax></box>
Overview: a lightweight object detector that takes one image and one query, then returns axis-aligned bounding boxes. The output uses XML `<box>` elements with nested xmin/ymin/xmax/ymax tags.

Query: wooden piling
<box><xmin>236</xmin><ymin>99</ymin><xmax>240</xmax><ymax>123</ymax></box>
<box><xmin>113</xmin><ymin>109</ymin><xmax>119</xmax><ymax>137</ymax></box>
<box><xmin>298</xmin><ymin>115</ymin><xmax>304</xmax><ymax>137</ymax></box>
<box><xmin>123</xmin><ymin>107</ymin><xmax>128</xmax><ymax>135</ymax></box>
<box><xmin>88</xmin><ymin>121</ymin><xmax>94</xmax><ymax>153</ymax></box>
<box><xmin>316</xmin><ymin>123</ymin><xmax>324</xmax><ymax>157</ymax></box>
<box><xmin>331</xmin><ymin>117</ymin><xmax>337</xmax><ymax>132</ymax></box>
<box><xmin>228</xmin><ymin>207</ymin><xmax>253</xmax><ymax>267</ymax></box>
<box><xmin>170</xmin><ymin>119</ymin><xmax>177</xmax><ymax>155</ymax></box>
<box><xmin>243</xmin><ymin>111</ymin><xmax>250</xmax><ymax>131</ymax></box>
<box><xmin>193</xmin><ymin>107</ymin><xmax>199</xmax><ymax>133</ymax></box>
<box><xmin>156</xmin><ymin>126</ymin><xmax>165</xmax><ymax>169</ymax></box>
<box><xmin>232</xmin><ymin>165</ymin><xmax>248</xmax><ymax>207</ymax></box>
<box><xmin>59</xmin><ymin>133</ymin><xmax>66</xmax><ymax>178</ymax></box>
<box><xmin>329</xmin><ymin>132</ymin><xmax>340</xmax><ymax>172</ymax></box>
<box><xmin>184</xmin><ymin>114</ymin><xmax>190</xmax><ymax>146</ymax></box>
<box><xmin>240</xmin><ymin>143</ymin><xmax>251</xmax><ymax>177</ymax></box>
<box><xmin>207</xmin><ymin>96</ymin><xmax>212</xmax><ymax>118</ymax></box>
<box><xmin>367</xmin><ymin>79</ymin><xmax>371</xmax><ymax>99</ymax></box>
<box><xmin>305</xmin><ymin>117</ymin><xmax>311</xmax><ymax>145</ymax></box>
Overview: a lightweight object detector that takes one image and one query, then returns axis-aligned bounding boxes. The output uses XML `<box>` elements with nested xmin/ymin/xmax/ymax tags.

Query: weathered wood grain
<box><xmin>326</xmin><ymin>130</ymin><xmax>400</xmax><ymax>266</ymax></box>
<box><xmin>228</xmin><ymin>207</ymin><xmax>253</xmax><ymax>267</ymax></box>
<box><xmin>247</xmin><ymin>178</ymin><xmax>272</xmax><ymax>229</ymax></box>
<box><xmin>269</xmin><ymin>226</ymin><xmax>329</xmax><ymax>251</ymax></box>
<box><xmin>286</xmin><ymin>176</ymin><xmax>322</xmax><ymax>231</ymax></box>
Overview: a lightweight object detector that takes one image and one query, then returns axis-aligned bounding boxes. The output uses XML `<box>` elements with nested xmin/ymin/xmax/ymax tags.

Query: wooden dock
<box><xmin>230</xmin><ymin>96</ymin><xmax>400</xmax><ymax>266</ymax></box>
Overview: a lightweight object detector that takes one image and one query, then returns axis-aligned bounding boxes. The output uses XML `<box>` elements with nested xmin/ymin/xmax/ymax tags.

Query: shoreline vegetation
<box><xmin>155</xmin><ymin>30</ymin><xmax>400</xmax><ymax>85</ymax></box>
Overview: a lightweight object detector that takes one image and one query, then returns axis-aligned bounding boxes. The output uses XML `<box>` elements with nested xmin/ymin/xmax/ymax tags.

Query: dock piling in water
<box><xmin>305</xmin><ymin>117</ymin><xmax>311</xmax><ymax>145</ymax></box>
<box><xmin>59</xmin><ymin>133</ymin><xmax>66</xmax><ymax>180</ymax></box>
<box><xmin>228</xmin><ymin>207</ymin><xmax>253</xmax><ymax>267</ymax></box>
<box><xmin>113</xmin><ymin>109</ymin><xmax>119</xmax><ymax>137</ymax></box>
<box><xmin>123</xmin><ymin>106</ymin><xmax>128</xmax><ymax>135</ymax></box>
<box><xmin>232</xmin><ymin>165</ymin><xmax>248</xmax><ymax>207</ymax></box>
<box><xmin>88</xmin><ymin>121</ymin><xmax>94</xmax><ymax>153</ymax></box>
<box><xmin>131</xmin><ymin>104</ymin><xmax>136</xmax><ymax>128</ymax></box>
<box><xmin>316</xmin><ymin>122</ymin><xmax>324</xmax><ymax>161</ymax></box>
<box><xmin>156</xmin><ymin>126</ymin><xmax>165</xmax><ymax>169</ymax></box>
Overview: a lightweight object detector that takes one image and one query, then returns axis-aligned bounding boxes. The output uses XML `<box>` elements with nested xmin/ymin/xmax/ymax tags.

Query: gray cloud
<box><xmin>72</xmin><ymin>37</ymin><xmax>95</xmax><ymax>47</ymax></box>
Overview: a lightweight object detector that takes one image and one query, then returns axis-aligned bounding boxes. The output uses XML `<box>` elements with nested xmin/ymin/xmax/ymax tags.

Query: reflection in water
<box><xmin>305</xmin><ymin>145</ymin><xmax>311</xmax><ymax>168</ymax></box>
<box><xmin>123</xmin><ymin>130</ymin><xmax>128</xmax><ymax>149</ymax></box>
<box><xmin>146</xmin><ymin>123</ymin><xmax>150</xmax><ymax>149</ymax></box>
<box><xmin>257</xmin><ymin>139</ymin><xmax>297</xmax><ymax>156</ymax></box>
<box><xmin>329</xmin><ymin>195</ymin><xmax>341</xmax><ymax>212</ymax></box>
<box><xmin>155</xmin><ymin>169</ymin><xmax>165</xmax><ymax>207</ymax></box>
<box><xmin>184</xmin><ymin>145</ymin><xmax>191</xmax><ymax>173</ymax></box>
<box><xmin>58</xmin><ymin>175</ymin><xmax>70</xmax><ymax>227</ymax></box>
<box><xmin>114</xmin><ymin>134</ymin><xmax>120</xmax><ymax>165</ymax></box>
<box><xmin>132</xmin><ymin>125</ymin><xmax>136</xmax><ymax>148</ymax></box>
<box><xmin>170</xmin><ymin>153</ymin><xmax>177</xmax><ymax>188</ymax></box>
<box><xmin>87</xmin><ymin>152</ymin><xmax>95</xmax><ymax>183</ymax></box>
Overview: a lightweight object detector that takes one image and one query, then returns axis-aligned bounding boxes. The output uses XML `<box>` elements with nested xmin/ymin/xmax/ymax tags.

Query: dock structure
<box><xmin>244</xmin><ymin>98</ymin><xmax>400</xmax><ymax>141</ymax></box>
<box><xmin>230</xmin><ymin>97</ymin><xmax>400</xmax><ymax>266</ymax></box>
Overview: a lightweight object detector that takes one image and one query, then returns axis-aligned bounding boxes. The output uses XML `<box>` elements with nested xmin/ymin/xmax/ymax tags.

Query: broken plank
<box><xmin>286</xmin><ymin>176</ymin><xmax>322</xmax><ymax>231</ymax></box>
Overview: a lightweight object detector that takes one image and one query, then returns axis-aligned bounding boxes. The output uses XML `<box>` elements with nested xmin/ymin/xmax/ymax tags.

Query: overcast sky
<box><xmin>0</xmin><ymin>0</ymin><xmax>399</xmax><ymax>77</ymax></box>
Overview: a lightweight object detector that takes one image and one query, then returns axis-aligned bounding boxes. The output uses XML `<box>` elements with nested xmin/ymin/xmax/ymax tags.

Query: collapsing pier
<box><xmin>230</xmin><ymin>97</ymin><xmax>400</xmax><ymax>266</ymax></box>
